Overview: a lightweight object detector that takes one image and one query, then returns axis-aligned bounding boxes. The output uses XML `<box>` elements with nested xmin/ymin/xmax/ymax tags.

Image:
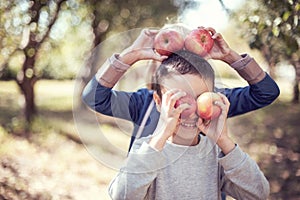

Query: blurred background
<box><xmin>0</xmin><ymin>0</ymin><xmax>299</xmax><ymax>199</ymax></box>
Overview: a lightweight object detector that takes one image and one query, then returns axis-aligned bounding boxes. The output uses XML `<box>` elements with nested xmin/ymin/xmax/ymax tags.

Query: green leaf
<box><xmin>295</xmin><ymin>3</ymin><xmax>300</xmax><ymax>11</ymax></box>
<box><xmin>272</xmin><ymin>26</ymin><xmax>280</xmax><ymax>37</ymax></box>
<box><xmin>282</xmin><ymin>11</ymin><xmax>291</xmax><ymax>21</ymax></box>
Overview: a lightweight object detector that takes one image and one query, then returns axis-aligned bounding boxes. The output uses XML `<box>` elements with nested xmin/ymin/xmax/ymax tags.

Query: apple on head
<box><xmin>184</xmin><ymin>28</ymin><xmax>214</xmax><ymax>57</ymax></box>
<box><xmin>154</xmin><ymin>29</ymin><xmax>185</xmax><ymax>56</ymax></box>
<box><xmin>196</xmin><ymin>92</ymin><xmax>221</xmax><ymax>120</ymax></box>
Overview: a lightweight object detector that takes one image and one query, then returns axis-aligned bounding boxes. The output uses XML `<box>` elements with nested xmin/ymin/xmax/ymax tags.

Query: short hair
<box><xmin>152</xmin><ymin>50</ymin><xmax>215</xmax><ymax>98</ymax></box>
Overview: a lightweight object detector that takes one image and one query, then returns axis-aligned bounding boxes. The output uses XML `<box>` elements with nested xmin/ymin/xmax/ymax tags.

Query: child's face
<box><xmin>159</xmin><ymin>73</ymin><xmax>213</xmax><ymax>139</ymax></box>
<box><xmin>161</xmin><ymin>74</ymin><xmax>212</xmax><ymax>98</ymax></box>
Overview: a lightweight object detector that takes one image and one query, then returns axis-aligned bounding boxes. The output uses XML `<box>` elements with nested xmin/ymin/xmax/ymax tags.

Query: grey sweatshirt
<box><xmin>109</xmin><ymin>135</ymin><xmax>270</xmax><ymax>200</ymax></box>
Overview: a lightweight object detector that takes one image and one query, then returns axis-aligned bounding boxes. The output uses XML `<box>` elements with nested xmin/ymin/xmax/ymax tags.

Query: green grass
<box><xmin>35</xmin><ymin>80</ymin><xmax>75</xmax><ymax>111</ymax></box>
<box><xmin>0</xmin><ymin>80</ymin><xmax>71</xmax><ymax>136</ymax></box>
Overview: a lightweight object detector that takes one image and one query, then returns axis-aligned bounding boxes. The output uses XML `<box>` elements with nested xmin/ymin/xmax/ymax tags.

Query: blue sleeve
<box><xmin>81</xmin><ymin>76</ymin><xmax>153</xmax><ymax>124</ymax></box>
<box><xmin>217</xmin><ymin>74</ymin><xmax>280</xmax><ymax>118</ymax></box>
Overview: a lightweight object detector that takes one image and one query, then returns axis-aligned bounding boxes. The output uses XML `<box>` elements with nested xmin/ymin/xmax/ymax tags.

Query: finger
<box><xmin>214</xmin><ymin>101</ymin><xmax>226</xmax><ymax>112</ymax></box>
<box><xmin>139</xmin><ymin>29</ymin><xmax>159</xmax><ymax>45</ymax></box>
<box><xmin>168</xmin><ymin>90</ymin><xmax>187</xmax><ymax>109</ymax></box>
<box><xmin>213</xmin><ymin>93</ymin><xmax>226</xmax><ymax>111</ymax></box>
<box><xmin>196</xmin><ymin>118</ymin><xmax>206</xmax><ymax>133</ymax></box>
<box><xmin>205</xmin><ymin>27</ymin><xmax>216</xmax><ymax>36</ymax></box>
<box><xmin>152</xmin><ymin>53</ymin><xmax>168</xmax><ymax>62</ymax></box>
<box><xmin>147</xmin><ymin>29</ymin><xmax>159</xmax><ymax>35</ymax></box>
<box><xmin>143</xmin><ymin>28</ymin><xmax>159</xmax><ymax>37</ymax></box>
<box><xmin>164</xmin><ymin>88</ymin><xmax>182</xmax><ymax>96</ymax></box>
<box><xmin>171</xmin><ymin>90</ymin><xmax>187</xmax><ymax>100</ymax></box>
<box><xmin>197</xmin><ymin>118</ymin><xmax>210</xmax><ymax>127</ymax></box>
<box><xmin>140</xmin><ymin>47</ymin><xmax>168</xmax><ymax>62</ymax></box>
<box><xmin>211</xmin><ymin>32</ymin><xmax>222</xmax><ymax>40</ymax></box>
<box><xmin>175</xmin><ymin>103</ymin><xmax>191</xmax><ymax>113</ymax></box>
<box><xmin>197</xmin><ymin>117</ymin><xmax>204</xmax><ymax>126</ymax></box>
<box><xmin>204</xmin><ymin>119</ymin><xmax>211</xmax><ymax>126</ymax></box>
<box><xmin>162</xmin><ymin>89</ymin><xmax>182</xmax><ymax>105</ymax></box>
<box><xmin>196</xmin><ymin>118</ymin><xmax>211</xmax><ymax>134</ymax></box>
<box><xmin>217</xmin><ymin>92</ymin><xmax>230</xmax><ymax>110</ymax></box>
<box><xmin>214</xmin><ymin>101</ymin><xmax>228</xmax><ymax>121</ymax></box>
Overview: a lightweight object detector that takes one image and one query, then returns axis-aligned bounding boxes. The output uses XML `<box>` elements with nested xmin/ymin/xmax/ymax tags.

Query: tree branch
<box><xmin>38</xmin><ymin>0</ymin><xmax>67</xmax><ymax>48</ymax></box>
<box><xmin>218</xmin><ymin>0</ymin><xmax>231</xmax><ymax>15</ymax></box>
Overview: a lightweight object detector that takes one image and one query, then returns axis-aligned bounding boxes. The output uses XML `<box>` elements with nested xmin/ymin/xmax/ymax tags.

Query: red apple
<box><xmin>196</xmin><ymin>92</ymin><xmax>221</xmax><ymax>120</ymax></box>
<box><xmin>174</xmin><ymin>94</ymin><xmax>197</xmax><ymax>119</ymax></box>
<box><xmin>184</xmin><ymin>28</ymin><xmax>214</xmax><ymax>56</ymax></box>
<box><xmin>154</xmin><ymin>29</ymin><xmax>184</xmax><ymax>56</ymax></box>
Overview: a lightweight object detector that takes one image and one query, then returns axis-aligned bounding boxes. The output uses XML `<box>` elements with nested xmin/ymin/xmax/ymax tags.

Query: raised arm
<box><xmin>81</xmin><ymin>29</ymin><xmax>167</xmax><ymax>121</ymax></box>
<box><xmin>203</xmin><ymin>27</ymin><xmax>280</xmax><ymax>117</ymax></box>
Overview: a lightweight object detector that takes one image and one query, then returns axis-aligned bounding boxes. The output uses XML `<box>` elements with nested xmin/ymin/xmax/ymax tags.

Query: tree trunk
<box><xmin>14</xmin><ymin>0</ymin><xmax>64</xmax><ymax>130</ymax></box>
<box><xmin>291</xmin><ymin>60</ymin><xmax>300</xmax><ymax>103</ymax></box>
<box><xmin>19</xmin><ymin>75</ymin><xmax>36</xmax><ymax>123</ymax></box>
<box><xmin>268</xmin><ymin>61</ymin><xmax>277</xmax><ymax>79</ymax></box>
<box><xmin>17</xmin><ymin>47</ymin><xmax>38</xmax><ymax>129</ymax></box>
<box><xmin>293</xmin><ymin>81</ymin><xmax>299</xmax><ymax>103</ymax></box>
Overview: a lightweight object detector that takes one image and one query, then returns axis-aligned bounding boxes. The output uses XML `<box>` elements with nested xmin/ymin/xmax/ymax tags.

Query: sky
<box><xmin>180</xmin><ymin>0</ymin><xmax>246</xmax><ymax>30</ymax></box>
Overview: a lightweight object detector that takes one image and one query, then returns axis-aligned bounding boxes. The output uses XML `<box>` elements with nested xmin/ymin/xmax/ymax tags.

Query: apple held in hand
<box><xmin>174</xmin><ymin>94</ymin><xmax>197</xmax><ymax>119</ymax></box>
<box><xmin>196</xmin><ymin>92</ymin><xmax>221</xmax><ymax>120</ymax></box>
<box><xmin>184</xmin><ymin>28</ymin><xmax>214</xmax><ymax>56</ymax></box>
<box><xmin>154</xmin><ymin>29</ymin><xmax>184</xmax><ymax>56</ymax></box>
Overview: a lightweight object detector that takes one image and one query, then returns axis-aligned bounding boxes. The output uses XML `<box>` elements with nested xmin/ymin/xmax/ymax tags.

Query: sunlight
<box><xmin>180</xmin><ymin>0</ymin><xmax>245</xmax><ymax>30</ymax></box>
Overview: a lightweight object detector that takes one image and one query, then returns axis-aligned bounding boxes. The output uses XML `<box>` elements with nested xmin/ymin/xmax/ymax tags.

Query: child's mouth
<box><xmin>180</xmin><ymin>121</ymin><xmax>196</xmax><ymax>128</ymax></box>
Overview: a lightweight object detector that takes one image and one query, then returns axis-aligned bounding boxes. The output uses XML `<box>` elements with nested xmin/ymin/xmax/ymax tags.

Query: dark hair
<box><xmin>152</xmin><ymin>50</ymin><xmax>215</xmax><ymax>98</ymax></box>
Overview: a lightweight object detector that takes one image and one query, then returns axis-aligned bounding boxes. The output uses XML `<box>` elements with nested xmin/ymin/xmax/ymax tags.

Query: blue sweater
<box><xmin>82</xmin><ymin>73</ymin><xmax>279</xmax><ymax>150</ymax></box>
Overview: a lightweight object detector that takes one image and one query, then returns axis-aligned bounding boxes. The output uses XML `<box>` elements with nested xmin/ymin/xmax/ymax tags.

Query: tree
<box><xmin>0</xmin><ymin>0</ymin><xmax>179</xmax><ymax>132</ymax></box>
<box><xmin>80</xmin><ymin>0</ymin><xmax>179</xmax><ymax>85</ymax></box>
<box><xmin>232</xmin><ymin>0</ymin><xmax>300</xmax><ymax>102</ymax></box>
<box><xmin>0</xmin><ymin>0</ymin><xmax>67</xmax><ymax>130</ymax></box>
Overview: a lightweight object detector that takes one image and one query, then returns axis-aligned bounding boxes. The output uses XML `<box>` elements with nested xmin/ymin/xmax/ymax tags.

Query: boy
<box><xmin>82</xmin><ymin>26</ymin><xmax>280</xmax><ymax>151</ymax></box>
<box><xmin>108</xmin><ymin>50</ymin><xmax>270</xmax><ymax>199</ymax></box>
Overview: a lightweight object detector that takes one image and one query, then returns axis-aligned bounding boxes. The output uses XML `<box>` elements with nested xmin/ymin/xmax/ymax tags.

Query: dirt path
<box><xmin>0</xmin><ymin>130</ymin><xmax>121</xmax><ymax>200</ymax></box>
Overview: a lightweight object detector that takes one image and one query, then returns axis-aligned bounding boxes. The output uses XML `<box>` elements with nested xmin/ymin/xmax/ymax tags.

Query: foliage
<box><xmin>234</xmin><ymin>0</ymin><xmax>299</xmax><ymax>61</ymax></box>
<box><xmin>232</xmin><ymin>0</ymin><xmax>300</xmax><ymax>102</ymax></box>
<box><xmin>0</xmin><ymin>0</ymin><xmax>92</xmax><ymax>80</ymax></box>
<box><xmin>0</xmin><ymin>0</ymin><xmax>179</xmax><ymax>80</ymax></box>
<box><xmin>88</xmin><ymin>0</ymin><xmax>178</xmax><ymax>39</ymax></box>
<box><xmin>0</xmin><ymin>0</ymin><xmax>179</xmax><ymax>124</ymax></box>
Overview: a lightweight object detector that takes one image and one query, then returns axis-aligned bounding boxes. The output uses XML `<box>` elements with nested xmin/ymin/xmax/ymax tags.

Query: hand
<box><xmin>197</xmin><ymin>93</ymin><xmax>230</xmax><ymax>143</ymax></box>
<box><xmin>156</xmin><ymin>89</ymin><xmax>191</xmax><ymax>138</ymax></box>
<box><xmin>149</xmin><ymin>89</ymin><xmax>190</xmax><ymax>150</ymax></box>
<box><xmin>119</xmin><ymin>29</ymin><xmax>168</xmax><ymax>65</ymax></box>
<box><xmin>201</xmin><ymin>27</ymin><xmax>231</xmax><ymax>61</ymax></box>
<box><xmin>197</xmin><ymin>92</ymin><xmax>235</xmax><ymax>154</ymax></box>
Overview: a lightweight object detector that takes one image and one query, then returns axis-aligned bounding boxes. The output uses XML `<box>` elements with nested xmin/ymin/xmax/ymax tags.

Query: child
<box><xmin>82</xmin><ymin>25</ymin><xmax>280</xmax><ymax>152</ymax></box>
<box><xmin>108</xmin><ymin>50</ymin><xmax>270</xmax><ymax>199</ymax></box>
